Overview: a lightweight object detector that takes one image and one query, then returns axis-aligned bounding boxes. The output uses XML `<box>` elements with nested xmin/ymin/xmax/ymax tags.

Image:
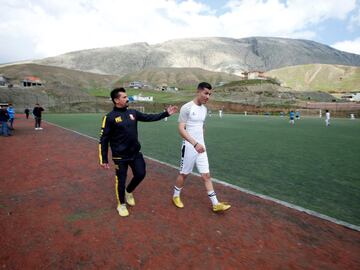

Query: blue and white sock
<box><xmin>173</xmin><ymin>186</ymin><xmax>182</xmax><ymax>197</ymax></box>
<box><xmin>208</xmin><ymin>190</ymin><xmax>219</xmax><ymax>205</ymax></box>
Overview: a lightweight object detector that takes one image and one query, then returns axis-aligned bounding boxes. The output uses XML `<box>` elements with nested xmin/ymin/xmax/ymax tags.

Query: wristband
<box><xmin>193</xmin><ymin>142</ymin><xmax>198</xmax><ymax>148</ymax></box>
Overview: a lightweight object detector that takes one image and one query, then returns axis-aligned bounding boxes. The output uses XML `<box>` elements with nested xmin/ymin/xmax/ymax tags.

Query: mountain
<box><xmin>35</xmin><ymin>37</ymin><xmax>360</xmax><ymax>76</ymax></box>
<box><xmin>266</xmin><ymin>64</ymin><xmax>360</xmax><ymax>92</ymax></box>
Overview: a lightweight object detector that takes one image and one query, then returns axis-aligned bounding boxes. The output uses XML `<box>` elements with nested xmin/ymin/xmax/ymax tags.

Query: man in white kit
<box><xmin>172</xmin><ymin>82</ymin><xmax>231</xmax><ymax>212</ymax></box>
<box><xmin>325</xmin><ymin>110</ymin><xmax>331</xmax><ymax>126</ymax></box>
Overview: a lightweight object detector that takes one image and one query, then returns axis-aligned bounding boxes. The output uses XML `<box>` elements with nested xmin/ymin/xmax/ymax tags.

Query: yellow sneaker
<box><xmin>172</xmin><ymin>196</ymin><xmax>184</xmax><ymax>208</ymax></box>
<box><xmin>117</xmin><ymin>204</ymin><xmax>129</xmax><ymax>217</ymax></box>
<box><xmin>125</xmin><ymin>191</ymin><xmax>135</xmax><ymax>206</ymax></box>
<box><xmin>212</xmin><ymin>202</ymin><xmax>231</xmax><ymax>212</ymax></box>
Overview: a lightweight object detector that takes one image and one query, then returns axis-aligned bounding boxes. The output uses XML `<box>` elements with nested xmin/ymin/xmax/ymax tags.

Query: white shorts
<box><xmin>179</xmin><ymin>141</ymin><xmax>209</xmax><ymax>174</ymax></box>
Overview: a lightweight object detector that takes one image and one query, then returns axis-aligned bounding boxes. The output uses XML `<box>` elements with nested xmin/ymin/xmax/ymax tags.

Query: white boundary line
<box><xmin>45</xmin><ymin>121</ymin><xmax>360</xmax><ymax>232</ymax></box>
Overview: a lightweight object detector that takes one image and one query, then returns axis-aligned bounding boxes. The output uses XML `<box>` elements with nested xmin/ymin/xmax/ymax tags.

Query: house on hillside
<box><xmin>156</xmin><ymin>85</ymin><xmax>178</xmax><ymax>91</ymax></box>
<box><xmin>22</xmin><ymin>76</ymin><xmax>43</xmax><ymax>87</ymax></box>
<box><xmin>215</xmin><ymin>82</ymin><xmax>226</xmax><ymax>87</ymax></box>
<box><xmin>352</xmin><ymin>93</ymin><xmax>360</xmax><ymax>102</ymax></box>
<box><xmin>0</xmin><ymin>75</ymin><xmax>10</xmax><ymax>86</ymax></box>
<box><xmin>241</xmin><ymin>71</ymin><xmax>267</xmax><ymax>80</ymax></box>
<box><xmin>166</xmin><ymin>86</ymin><xmax>178</xmax><ymax>92</ymax></box>
<box><xmin>128</xmin><ymin>81</ymin><xmax>144</xmax><ymax>89</ymax></box>
<box><xmin>341</xmin><ymin>93</ymin><xmax>360</xmax><ymax>102</ymax></box>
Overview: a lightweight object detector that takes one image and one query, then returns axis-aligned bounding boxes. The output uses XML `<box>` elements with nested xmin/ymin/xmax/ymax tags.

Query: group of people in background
<box><xmin>289</xmin><ymin>109</ymin><xmax>330</xmax><ymax>126</ymax></box>
<box><xmin>0</xmin><ymin>103</ymin><xmax>15</xmax><ymax>137</ymax></box>
<box><xmin>0</xmin><ymin>103</ymin><xmax>45</xmax><ymax>136</ymax></box>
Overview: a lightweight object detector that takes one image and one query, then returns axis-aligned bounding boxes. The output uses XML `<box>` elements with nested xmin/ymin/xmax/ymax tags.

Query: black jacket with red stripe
<box><xmin>99</xmin><ymin>106</ymin><xmax>169</xmax><ymax>163</ymax></box>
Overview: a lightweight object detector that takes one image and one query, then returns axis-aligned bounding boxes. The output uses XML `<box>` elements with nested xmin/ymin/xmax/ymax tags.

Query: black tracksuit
<box><xmin>0</xmin><ymin>109</ymin><xmax>9</xmax><ymax>122</ymax></box>
<box><xmin>33</xmin><ymin>106</ymin><xmax>44</xmax><ymax>128</ymax></box>
<box><xmin>99</xmin><ymin>106</ymin><xmax>169</xmax><ymax>204</ymax></box>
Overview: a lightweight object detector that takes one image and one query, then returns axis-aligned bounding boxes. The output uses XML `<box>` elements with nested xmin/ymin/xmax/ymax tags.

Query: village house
<box><xmin>22</xmin><ymin>76</ymin><xmax>43</xmax><ymax>87</ymax></box>
<box><xmin>341</xmin><ymin>93</ymin><xmax>360</xmax><ymax>102</ymax></box>
<box><xmin>241</xmin><ymin>71</ymin><xmax>267</xmax><ymax>80</ymax></box>
<box><xmin>0</xmin><ymin>75</ymin><xmax>10</xmax><ymax>87</ymax></box>
<box><xmin>128</xmin><ymin>81</ymin><xmax>144</xmax><ymax>89</ymax></box>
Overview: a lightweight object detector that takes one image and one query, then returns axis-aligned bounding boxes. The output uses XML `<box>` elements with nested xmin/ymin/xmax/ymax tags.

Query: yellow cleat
<box><xmin>125</xmin><ymin>191</ymin><xmax>135</xmax><ymax>206</ymax></box>
<box><xmin>117</xmin><ymin>205</ymin><xmax>129</xmax><ymax>217</ymax></box>
<box><xmin>172</xmin><ymin>196</ymin><xmax>184</xmax><ymax>208</ymax></box>
<box><xmin>212</xmin><ymin>202</ymin><xmax>231</xmax><ymax>212</ymax></box>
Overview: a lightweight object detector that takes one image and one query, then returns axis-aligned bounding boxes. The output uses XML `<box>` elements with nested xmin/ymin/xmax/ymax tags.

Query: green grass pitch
<box><xmin>44</xmin><ymin>113</ymin><xmax>360</xmax><ymax>226</ymax></box>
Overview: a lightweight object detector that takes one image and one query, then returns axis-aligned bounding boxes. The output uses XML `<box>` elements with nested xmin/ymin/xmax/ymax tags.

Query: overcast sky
<box><xmin>1</xmin><ymin>0</ymin><xmax>360</xmax><ymax>64</ymax></box>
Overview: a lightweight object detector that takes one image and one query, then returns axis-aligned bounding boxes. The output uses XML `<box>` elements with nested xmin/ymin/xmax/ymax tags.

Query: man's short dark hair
<box><xmin>111</xmin><ymin>87</ymin><xmax>126</xmax><ymax>104</ymax></box>
<box><xmin>197</xmin><ymin>82</ymin><xmax>212</xmax><ymax>91</ymax></box>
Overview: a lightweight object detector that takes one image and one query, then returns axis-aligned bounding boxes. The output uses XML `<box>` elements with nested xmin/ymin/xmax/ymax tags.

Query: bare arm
<box><xmin>178</xmin><ymin>122</ymin><xmax>205</xmax><ymax>153</ymax></box>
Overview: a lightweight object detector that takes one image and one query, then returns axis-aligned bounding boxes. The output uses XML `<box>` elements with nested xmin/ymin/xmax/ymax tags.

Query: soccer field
<box><xmin>44</xmin><ymin>113</ymin><xmax>360</xmax><ymax>226</ymax></box>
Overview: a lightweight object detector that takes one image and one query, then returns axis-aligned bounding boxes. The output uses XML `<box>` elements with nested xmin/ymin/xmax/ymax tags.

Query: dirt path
<box><xmin>0</xmin><ymin>116</ymin><xmax>359</xmax><ymax>270</ymax></box>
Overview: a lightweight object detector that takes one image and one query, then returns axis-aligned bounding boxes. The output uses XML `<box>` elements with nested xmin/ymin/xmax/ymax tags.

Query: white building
<box><xmin>350</xmin><ymin>93</ymin><xmax>360</xmax><ymax>102</ymax></box>
<box><xmin>133</xmin><ymin>94</ymin><xmax>153</xmax><ymax>102</ymax></box>
<box><xmin>341</xmin><ymin>93</ymin><xmax>360</xmax><ymax>102</ymax></box>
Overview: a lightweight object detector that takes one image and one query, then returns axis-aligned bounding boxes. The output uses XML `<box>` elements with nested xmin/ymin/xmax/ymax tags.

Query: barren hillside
<box><xmin>266</xmin><ymin>64</ymin><xmax>360</xmax><ymax>92</ymax></box>
<box><xmin>35</xmin><ymin>37</ymin><xmax>360</xmax><ymax>76</ymax></box>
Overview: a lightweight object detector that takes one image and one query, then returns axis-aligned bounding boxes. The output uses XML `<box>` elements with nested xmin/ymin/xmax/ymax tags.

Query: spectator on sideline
<box><xmin>0</xmin><ymin>105</ymin><xmax>10</xmax><ymax>136</ymax></box>
<box><xmin>7</xmin><ymin>103</ymin><xmax>15</xmax><ymax>130</ymax></box>
<box><xmin>33</xmin><ymin>103</ymin><xmax>44</xmax><ymax>130</ymax></box>
<box><xmin>289</xmin><ymin>110</ymin><xmax>295</xmax><ymax>126</ymax></box>
<box><xmin>172</xmin><ymin>82</ymin><xmax>231</xmax><ymax>213</ymax></box>
<box><xmin>24</xmin><ymin>107</ymin><xmax>30</xmax><ymax>119</ymax></box>
<box><xmin>99</xmin><ymin>87</ymin><xmax>177</xmax><ymax>217</ymax></box>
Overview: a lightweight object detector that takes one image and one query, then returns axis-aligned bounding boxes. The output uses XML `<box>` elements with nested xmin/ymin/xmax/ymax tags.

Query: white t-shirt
<box><xmin>178</xmin><ymin>101</ymin><xmax>207</xmax><ymax>144</ymax></box>
<box><xmin>326</xmin><ymin>112</ymin><xmax>330</xmax><ymax>120</ymax></box>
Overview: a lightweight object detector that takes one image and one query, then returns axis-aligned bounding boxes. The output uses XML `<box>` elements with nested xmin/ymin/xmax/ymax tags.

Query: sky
<box><xmin>1</xmin><ymin>0</ymin><xmax>360</xmax><ymax>64</ymax></box>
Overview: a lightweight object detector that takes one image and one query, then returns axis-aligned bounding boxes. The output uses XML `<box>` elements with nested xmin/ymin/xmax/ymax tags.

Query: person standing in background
<box><xmin>289</xmin><ymin>110</ymin><xmax>295</xmax><ymax>126</ymax></box>
<box><xmin>24</xmin><ymin>107</ymin><xmax>30</xmax><ymax>119</ymax></box>
<box><xmin>325</xmin><ymin>110</ymin><xmax>330</xmax><ymax>126</ymax></box>
<box><xmin>7</xmin><ymin>103</ymin><xmax>15</xmax><ymax>130</ymax></box>
<box><xmin>33</xmin><ymin>103</ymin><xmax>44</xmax><ymax>130</ymax></box>
<box><xmin>0</xmin><ymin>105</ymin><xmax>10</xmax><ymax>136</ymax></box>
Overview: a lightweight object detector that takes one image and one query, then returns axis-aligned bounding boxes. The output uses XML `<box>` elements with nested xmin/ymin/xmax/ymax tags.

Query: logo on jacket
<box><xmin>129</xmin><ymin>114</ymin><xmax>135</xmax><ymax>120</ymax></box>
<box><xmin>115</xmin><ymin>116</ymin><xmax>122</xmax><ymax>123</ymax></box>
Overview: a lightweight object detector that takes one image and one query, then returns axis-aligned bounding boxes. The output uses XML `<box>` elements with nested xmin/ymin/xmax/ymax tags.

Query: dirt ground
<box><xmin>0</xmin><ymin>116</ymin><xmax>359</xmax><ymax>270</ymax></box>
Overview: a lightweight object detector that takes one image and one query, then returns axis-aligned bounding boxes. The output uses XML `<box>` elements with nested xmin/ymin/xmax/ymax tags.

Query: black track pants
<box><xmin>114</xmin><ymin>152</ymin><xmax>146</xmax><ymax>205</ymax></box>
<box><xmin>35</xmin><ymin>117</ymin><xmax>42</xmax><ymax>128</ymax></box>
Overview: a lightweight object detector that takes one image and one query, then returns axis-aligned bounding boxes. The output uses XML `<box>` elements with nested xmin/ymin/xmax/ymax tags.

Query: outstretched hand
<box><xmin>166</xmin><ymin>105</ymin><xmax>178</xmax><ymax>115</ymax></box>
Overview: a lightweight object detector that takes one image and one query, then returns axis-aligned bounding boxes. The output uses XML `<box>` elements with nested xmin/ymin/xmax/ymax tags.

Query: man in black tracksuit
<box><xmin>99</xmin><ymin>87</ymin><xmax>177</xmax><ymax>217</ymax></box>
<box><xmin>33</xmin><ymin>103</ymin><xmax>44</xmax><ymax>130</ymax></box>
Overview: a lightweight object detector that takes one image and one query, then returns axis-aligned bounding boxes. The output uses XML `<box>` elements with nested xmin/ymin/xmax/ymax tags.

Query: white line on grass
<box><xmin>45</xmin><ymin>121</ymin><xmax>360</xmax><ymax>232</ymax></box>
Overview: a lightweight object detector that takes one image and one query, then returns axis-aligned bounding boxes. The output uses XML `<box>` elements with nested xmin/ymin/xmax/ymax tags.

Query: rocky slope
<box><xmin>36</xmin><ymin>37</ymin><xmax>360</xmax><ymax>76</ymax></box>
